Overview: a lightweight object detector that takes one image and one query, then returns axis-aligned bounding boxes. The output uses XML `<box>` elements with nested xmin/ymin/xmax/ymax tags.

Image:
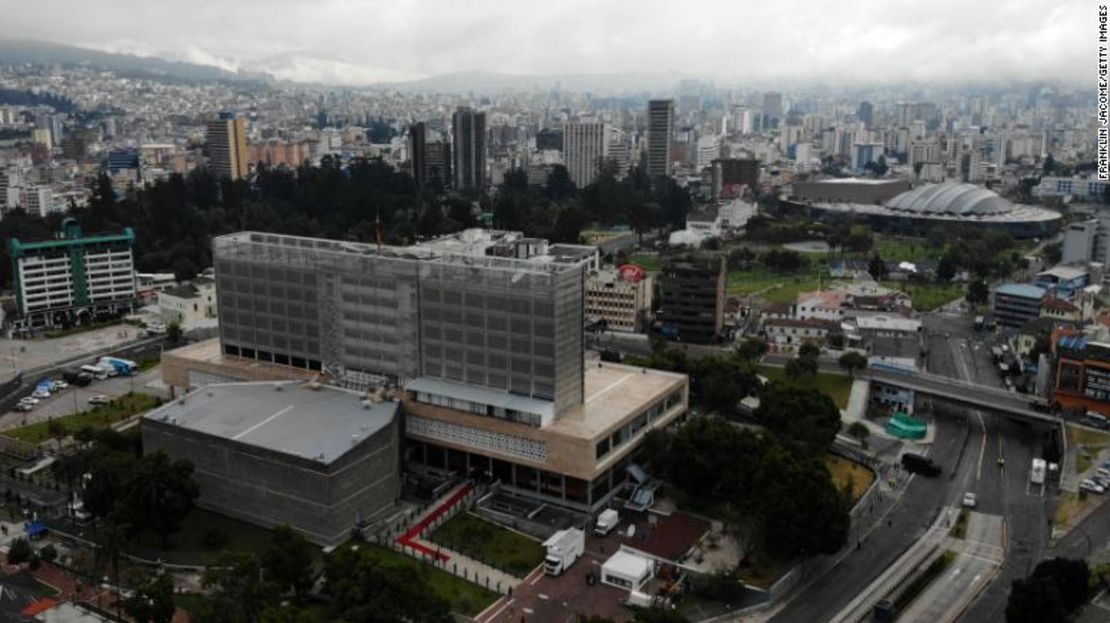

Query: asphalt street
<box><xmin>771</xmin><ymin>310</ymin><xmax>1055</xmax><ymax>623</ymax></box>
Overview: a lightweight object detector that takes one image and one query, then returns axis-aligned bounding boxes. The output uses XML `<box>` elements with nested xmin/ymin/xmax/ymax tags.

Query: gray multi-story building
<box><xmin>452</xmin><ymin>107</ymin><xmax>487</xmax><ymax>192</ymax></box>
<box><xmin>657</xmin><ymin>255</ymin><xmax>726</xmax><ymax>344</ymax></box>
<box><xmin>646</xmin><ymin>99</ymin><xmax>674</xmax><ymax>179</ymax></box>
<box><xmin>143</xmin><ymin>380</ymin><xmax>401</xmax><ymax>545</ymax></box>
<box><xmin>213</xmin><ymin>229</ymin><xmax>595</xmax><ymax>418</ymax></box>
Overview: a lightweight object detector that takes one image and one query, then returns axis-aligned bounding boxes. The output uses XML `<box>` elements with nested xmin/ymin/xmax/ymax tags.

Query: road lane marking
<box><xmin>976</xmin><ymin>412</ymin><xmax>987</xmax><ymax>480</ymax></box>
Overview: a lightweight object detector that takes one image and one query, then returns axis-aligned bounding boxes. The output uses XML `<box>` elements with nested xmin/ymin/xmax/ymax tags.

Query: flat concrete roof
<box><xmin>144</xmin><ymin>381</ymin><xmax>398</xmax><ymax>464</ymax></box>
<box><xmin>549</xmin><ymin>362</ymin><xmax>687</xmax><ymax>439</ymax></box>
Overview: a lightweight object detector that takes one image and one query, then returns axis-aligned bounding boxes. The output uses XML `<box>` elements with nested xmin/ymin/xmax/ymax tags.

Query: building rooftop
<box><xmin>994</xmin><ymin>283</ymin><xmax>1048</xmax><ymax>299</ymax></box>
<box><xmin>855</xmin><ymin>314</ymin><xmax>922</xmax><ymax>333</ymax></box>
<box><xmin>215</xmin><ymin>229</ymin><xmax>594</xmax><ymax>276</ymax></box>
<box><xmin>1037</xmin><ymin>266</ymin><xmax>1089</xmax><ymax>282</ymax></box>
<box><xmin>551</xmin><ymin>362</ymin><xmax>686</xmax><ymax>440</ymax></box>
<box><xmin>144</xmin><ymin>380</ymin><xmax>398</xmax><ymax>464</ymax></box>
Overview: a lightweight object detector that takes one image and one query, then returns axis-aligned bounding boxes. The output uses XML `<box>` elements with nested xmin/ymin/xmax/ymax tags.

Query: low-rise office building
<box><xmin>992</xmin><ymin>283</ymin><xmax>1047</xmax><ymax>328</ymax></box>
<box><xmin>585</xmin><ymin>266</ymin><xmax>653</xmax><ymax>333</ymax></box>
<box><xmin>142</xmin><ymin>380</ymin><xmax>401</xmax><ymax>545</ymax></box>
<box><xmin>158</xmin><ymin>277</ymin><xmax>217</xmax><ymax>327</ymax></box>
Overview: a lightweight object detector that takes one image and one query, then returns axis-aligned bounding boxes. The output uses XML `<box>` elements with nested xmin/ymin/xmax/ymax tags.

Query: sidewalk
<box><xmin>392</xmin><ymin>482</ymin><xmax>521</xmax><ymax>596</ymax></box>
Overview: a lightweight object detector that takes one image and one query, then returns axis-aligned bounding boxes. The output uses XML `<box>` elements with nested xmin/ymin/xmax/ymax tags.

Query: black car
<box><xmin>901</xmin><ymin>452</ymin><xmax>941</xmax><ymax>477</ymax></box>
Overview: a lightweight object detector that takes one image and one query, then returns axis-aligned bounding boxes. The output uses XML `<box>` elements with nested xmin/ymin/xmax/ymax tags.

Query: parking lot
<box><xmin>0</xmin><ymin>366</ymin><xmax>170</xmax><ymax>433</ymax></box>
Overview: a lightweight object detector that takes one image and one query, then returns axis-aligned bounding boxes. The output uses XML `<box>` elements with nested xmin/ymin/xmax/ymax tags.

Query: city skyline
<box><xmin>0</xmin><ymin>0</ymin><xmax>1088</xmax><ymax>87</ymax></box>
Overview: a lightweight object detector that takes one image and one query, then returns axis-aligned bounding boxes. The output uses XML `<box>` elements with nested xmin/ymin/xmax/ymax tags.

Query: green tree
<box><xmin>798</xmin><ymin>341</ymin><xmax>820</xmax><ymax>360</ymax></box>
<box><xmin>847</xmin><ymin>421</ymin><xmax>870</xmax><ymax>447</ymax></box>
<box><xmin>6</xmin><ymin>537</ymin><xmax>32</xmax><ymax>565</ymax></box>
<box><xmin>867</xmin><ymin>254</ymin><xmax>887</xmax><ymax>280</ymax></box>
<box><xmin>634</xmin><ymin>608</ymin><xmax>690</xmax><ymax>623</ymax></box>
<box><xmin>936</xmin><ymin>255</ymin><xmax>957</xmax><ymax>283</ymax></box>
<box><xmin>122</xmin><ymin>574</ymin><xmax>176</xmax><ymax>623</ymax></box>
<box><xmin>262</xmin><ymin>526</ymin><xmax>317</xmax><ymax>601</ymax></box>
<box><xmin>735</xmin><ymin>337</ymin><xmax>769</xmax><ymax>361</ymax></box>
<box><xmin>325</xmin><ymin>546</ymin><xmax>451</xmax><ymax>623</ymax></box>
<box><xmin>754</xmin><ymin>384</ymin><xmax>841</xmax><ymax>451</ymax></box>
<box><xmin>118</xmin><ymin>452</ymin><xmax>200</xmax><ymax>548</ymax></box>
<box><xmin>196</xmin><ymin>552</ymin><xmax>276</xmax><ymax>623</ymax></box>
<box><xmin>545</xmin><ymin>165</ymin><xmax>577</xmax><ymax>200</ymax></box>
<box><xmin>166</xmin><ymin>321</ymin><xmax>183</xmax><ymax>345</ymax></box>
<box><xmin>785</xmin><ymin>356</ymin><xmax>817</xmax><ymax>380</ymax></box>
<box><xmin>838</xmin><ymin>351</ymin><xmax>868</xmax><ymax>377</ymax></box>
<box><xmin>966</xmin><ymin>279</ymin><xmax>990</xmax><ymax>305</ymax></box>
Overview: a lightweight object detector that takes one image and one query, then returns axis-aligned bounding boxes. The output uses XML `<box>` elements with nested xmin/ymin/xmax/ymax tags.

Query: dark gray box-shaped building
<box><xmin>142</xmin><ymin>380</ymin><xmax>401</xmax><ymax>545</ymax></box>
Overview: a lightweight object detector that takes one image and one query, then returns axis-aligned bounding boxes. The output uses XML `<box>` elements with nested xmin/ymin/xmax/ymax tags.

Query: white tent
<box><xmin>601</xmin><ymin>549</ymin><xmax>654</xmax><ymax>591</ymax></box>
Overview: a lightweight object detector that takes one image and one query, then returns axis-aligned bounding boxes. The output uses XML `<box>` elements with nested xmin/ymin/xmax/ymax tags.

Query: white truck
<box><xmin>1030</xmin><ymin>458</ymin><xmax>1047</xmax><ymax>485</ymax></box>
<box><xmin>595</xmin><ymin>509</ymin><xmax>620</xmax><ymax>536</ymax></box>
<box><xmin>543</xmin><ymin>527</ymin><xmax>585</xmax><ymax>576</ymax></box>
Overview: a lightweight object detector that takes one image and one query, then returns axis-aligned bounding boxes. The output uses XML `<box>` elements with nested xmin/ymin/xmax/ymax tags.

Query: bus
<box><xmin>1030</xmin><ymin>458</ymin><xmax>1047</xmax><ymax>485</ymax></box>
<box><xmin>79</xmin><ymin>364</ymin><xmax>108</xmax><ymax>381</ymax></box>
<box><xmin>974</xmin><ymin>316</ymin><xmax>985</xmax><ymax>331</ymax></box>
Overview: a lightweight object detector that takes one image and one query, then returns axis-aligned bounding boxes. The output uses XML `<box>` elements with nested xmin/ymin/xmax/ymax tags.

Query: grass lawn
<box><xmin>8</xmin><ymin>393</ymin><xmax>161</xmax><ymax>443</ymax></box>
<box><xmin>825</xmin><ymin>454</ymin><xmax>875</xmax><ymax>504</ymax></box>
<box><xmin>727</xmin><ymin>268</ymin><xmax>825</xmax><ymax>302</ymax></box>
<box><xmin>428</xmin><ymin>512</ymin><xmax>544</xmax><ymax>578</ymax></box>
<box><xmin>882</xmin><ymin>281</ymin><xmax>964</xmax><ymax>312</ymax></box>
<box><xmin>1067</xmin><ymin>424</ymin><xmax>1110</xmax><ymax>475</ymax></box>
<box><xmin>359</xmin><ymin>543</ymin><xmax>500</xmax><ymax>616</ymax></box>
<box><xmin>758</xmin><ymin>366</ymin><xmax>853</xmax><ymax>410</ymax></box>
<box><xmin>129</xmin><ymin>508</ymin><xmax>277</xmax><ymax>565</ymax></box>
<box><xmin>626</xmin><ymin>254</ymin><xmax>661</xmax><ymax>273</ymax></box>
<box><xmin>868</xmin><ymin>235</ymin><xmax>945</xmax><ymax>264</ymax></box>
<box><xmin>1053</xmin><ymin>490</ymin><xmax>1100</xmax><ymax>529</ymax></box>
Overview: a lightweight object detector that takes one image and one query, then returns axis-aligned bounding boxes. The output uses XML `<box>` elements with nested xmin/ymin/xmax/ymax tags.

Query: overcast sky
<box><xmin>4</xmin><ymin>0</ymin><xmax>1089</xmax><ymax>86</ymax></box>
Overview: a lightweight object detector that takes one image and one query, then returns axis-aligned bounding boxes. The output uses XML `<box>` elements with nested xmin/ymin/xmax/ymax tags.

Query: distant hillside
<box><xmin>377</xmin><ymin>70</ymin><xmax>683</xmax><ymax>95</ymax></box>
<box><xmin>0</xmin><ymin>39</ymin><xmax>273</xmax><ymax>86</ymax></box>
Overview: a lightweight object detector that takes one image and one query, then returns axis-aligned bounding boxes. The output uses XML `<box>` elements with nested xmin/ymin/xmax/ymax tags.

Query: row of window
<box><xmin>595</xmin><ymin>389</ymin><xmax>684</xmax><ymax>460</ymax></box>
<box><xmin>223</xmin><ymin>343</ymin><xmax>323</xmax><ymax>371</ymax></box>
<box><xmin>406</xmin><ymin>414</ymin><xmax>547</xmax><ymax>461</ymax></box>
<box><xmin>412</xmin><ymin>391</ymin><xmax>544</xmax><ymax>427</ymax></box>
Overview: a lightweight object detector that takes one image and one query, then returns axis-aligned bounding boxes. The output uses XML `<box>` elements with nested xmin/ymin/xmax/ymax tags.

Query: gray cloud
<box><xmin>1</xmin><ymin>0</ymin><xmax>1089</xmax><ymax>85</ymax></box>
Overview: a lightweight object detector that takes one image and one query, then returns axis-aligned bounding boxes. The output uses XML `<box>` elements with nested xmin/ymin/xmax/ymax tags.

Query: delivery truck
<box><xmin>595</xmin><ymin>509</ymin><xmax>620</xmax><ymax>536</ymax></box>
<box><xmin>543</xmin><ymin>528</ymin><xmax>585</xmax><ymax>576</ymax></box>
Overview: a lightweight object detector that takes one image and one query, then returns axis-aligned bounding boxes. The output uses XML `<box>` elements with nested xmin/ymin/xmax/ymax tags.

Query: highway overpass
<box><xmin>860</xmin><ymin>366</ymin><xmax>1057</xmax><ymax>424</ymax></box>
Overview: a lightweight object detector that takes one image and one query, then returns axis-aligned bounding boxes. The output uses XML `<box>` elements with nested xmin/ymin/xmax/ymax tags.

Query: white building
<box><xmin>158</xmin><ymin>277</ymin><xmax>218</xmax><ymax>327</ymax></box>
<box><xmin>585</xmin><ymin>267</ymin><xmax>653</xmax><ymax>332</ymax></box>
<box><xmin>563</xmin><ymin>122</ymin><xmax>621</xmax><ymax>188</ymax></box>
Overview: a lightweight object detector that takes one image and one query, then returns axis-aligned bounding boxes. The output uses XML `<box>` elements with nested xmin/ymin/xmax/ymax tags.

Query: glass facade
<box><xmin>214</xmin><ymin>232</ymin><xmax>587</xmax><ymax>414</ymax></box>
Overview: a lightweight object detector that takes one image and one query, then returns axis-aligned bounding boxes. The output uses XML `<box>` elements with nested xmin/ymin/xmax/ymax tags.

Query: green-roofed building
<box><xmin>9</xmin><ymin>217</ymin><xmax>137</xmax><ymax>329</ymax></box>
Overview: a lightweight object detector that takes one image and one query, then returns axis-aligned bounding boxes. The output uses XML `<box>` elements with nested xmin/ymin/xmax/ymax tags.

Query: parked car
<box><xmin>18</xmin><ymin>396</ymin><xmax>39</xmax><ymax>405</ymax></box>
<box><xmin>87</xmin><ymin>395</ymin><xmax>110</xmax><ymax>405</ymax></box>
<box><xmin>53</xmin><ymin>380</ymin><xmax>68</xmax><ymax>389</ymax></box>
<box><xmin>15</xmin><ymin>403</ymin><xmax>33</xmax><ymax>412</ymax></box>
<box><xmin>31</xmin><ymin>389</ymin><xmax>50</xmax><ymax>399</ymax></box>
<box><xmin>1096</xmin><ymin>467</ymin><xmax>1110</xmax><ymax>479</ymax></box>
<box><xmin>1080</xmin><ymin>479</ymin><xmax>1105</xmax><ymax>494</ymax></box>
<box><xmin>962</xmin><ymin>492</ymin><xmax>978</xmax><ymax>508</ymax></box>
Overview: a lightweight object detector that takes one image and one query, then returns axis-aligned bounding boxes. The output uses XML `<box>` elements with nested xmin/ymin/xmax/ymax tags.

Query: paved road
<box><xmin>924</xmin><ymin>312</ymin><xmax>1055</xmax><ymax>623</ymax></box>
<box><xmin>769</xmin><ymin>414</ymin><xmax>974</xmax><ymax>623</ymax></box>
<box><xmin>900</xmin><ymin>513</ymin><xmax>1005</xmax><ymax>623</ymax></box>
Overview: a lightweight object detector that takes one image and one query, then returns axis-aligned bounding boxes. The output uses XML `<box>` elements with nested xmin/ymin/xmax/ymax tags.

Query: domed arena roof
<box><xmin>885</xmin><ymin>183</ymin><xmax>1013</xmax><ymax>216</ymax></box>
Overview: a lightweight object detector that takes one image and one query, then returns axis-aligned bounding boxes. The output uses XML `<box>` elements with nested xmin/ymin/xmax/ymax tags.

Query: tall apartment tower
<box><xmin>206</xmin><ymin>112</ymin><xmax>249</xmax><ymax>181</ymax></box>
<box><xmin>646</xmin><ymin>99</ymin><xmax>674</xmax><ymax>179</ymax></box>
<box><xmin>410</xmin><ymin>121</ymin><xmax>428</xmax><ymax>187</ymax></box>
<box><xmin>857</xmin><ymin>101</ymin><xmax>874</xmax><ymax>128</ymax></box>
<box><xmin>563</xmin><ymin>122</ymin><xmax>613</xmax><ymax>188</ymax></box>
<box><xmin>762</xmin><ymin>92</ymin><xmax>784</xmax><ymax>127</ymax></box>
<box><xmin>452</xmin><ymin>107</ymin><xmax>487</xmax><ymax>192</ymax></box>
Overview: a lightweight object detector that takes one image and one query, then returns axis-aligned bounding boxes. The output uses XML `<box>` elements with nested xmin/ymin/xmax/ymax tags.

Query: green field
<box><xmin>626</xmin><ymin>254</ymin><xmax>661</xmax><ymax>272</ymax></box>
<box><xmin>885</xmin><ymin>281</ymin><xmax>965</xmax><ymax>312</ymax></box>
<box><xmin>8</xmin><ymin>393</ymin><xmax>161</xmax><ymax>443</ymax></box>
<box><xmin>174</xmin><ymin>542</ymin><xmax>499</xmax><ymax>618</ymax></box>
<box><xmin>358</xmin><ymin>544</ymin><xmax>500</xmax><ymax>616</ymax></box>
<box><xmin>129</xmin><ymin>508</ymin><xmax>277</xmax><ymax>565</ymax></box>
<box><xmin>727</xmin><ymin>269</ymin><xmax>825</xmax><ymax>303</ymax></box>
<box><xmin>428</xmin><ymin>512</ymin><xmax>544</xmax><ymax>577</ymax></box>
<box><xmin>758</xmin><ymin>366</ymin><xmax>853</xmax><ymax>409</ymax></box>
<box><xmin>869</xmin><ymin>235</ymin><xmax>946</xmax><ymax>263</ymax></box>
